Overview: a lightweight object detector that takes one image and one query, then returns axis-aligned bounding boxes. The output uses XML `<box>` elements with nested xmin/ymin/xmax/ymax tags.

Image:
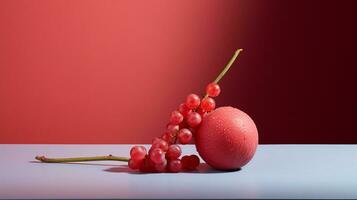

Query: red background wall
<box><xmin>0</xmin><ymin>0</ymin><xmax>356</xmax><ymax>144</ymax></box>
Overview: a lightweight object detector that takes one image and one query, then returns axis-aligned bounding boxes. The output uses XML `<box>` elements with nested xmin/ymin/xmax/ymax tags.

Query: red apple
<box><xmin>195</xmin><ymin>106</ymin><xmax>258</xmax><ymax>170</ymax></box>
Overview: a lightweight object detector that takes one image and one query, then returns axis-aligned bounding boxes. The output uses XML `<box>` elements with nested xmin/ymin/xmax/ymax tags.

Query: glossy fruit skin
<box><xmin>200</xmin><ymin>97</ymin><xmax>216</xmax><ymax>112</ymax></box>
<box><xmin>128</xmin><ymin>159</ymin><xmax>141</xmax><ymax>169</ymax></box>
<box><xmin>168</xmin><ymin>159</ymin><xmax>182</xmax><ymax>172</ymax></box>
<box><xmin>167</xmin><ymin>124</ymin><xmax>179</xmax><ymax>135</ymax></box>
<box><xmin>149</xmin><ymin>148</ymin><xmax>165</xmax><ymax>164</ymax></box>
<box><xmin>152</xmin><ymin>137</ymin><xmax>169</xmax><ymax>152</ymax></box>
<box><xmin>206</xmin><ymin>83</ymin><xmax>221</xmax><ymax>97</ymax></box>
<box><xmin>139</xmin><ymin>157</ymin><xmax>156</xmax><ymax>173</ymax></box>
<box><xmin>178</xmin><ymin>103</ymin><xmax>192</xmax><ymax>117</ymax></box>
<box><xmin>196</xmin><ymin>106</ymin><xmax>258</xmax><ymax>170</ymax></box>
<box><xmin>155</xmin><ymin>159</ymin><xmax>167</xmax><ymax>172</ymax></box>
<box><xmin>189</xmin><ymin>155</ymin><xmax>200</xmax><ymax>169</ymax></box>
<box><xmin>186</xmin><ymin>112</ymin><xmax>202</xmax><ymax>127</ymax></box>
<box><xmin>177</xmin><ymin>128</ymin><xmax>192</xmax><ymax>144</ymax></box>
<box><xmin>181</xmin><ymin>155</ymin><xmax>200</xmax><ymax>171</ymax></box>
<box><xmin>185</xmin><ymin>94</ymin><xmax>201</xmax><ymax>109</ymax></box>
<box><xmin>166</xmin><ymin>144</ymin><xmax>181</xmax><ymax>159</ymax></box>
<box><xmin>161</xmin><ymin>132</ymin><xmax>173</xmax><ymax>144</ymax></box>
<box><xmin>169</xmin><ymin>110</ymin><xmax>184</xmax><ymax>125</ymax></box>
<box><xmin>130</xmin><ymin>146</ymin><xmax>147</xmax><ymax>162</ymax></box>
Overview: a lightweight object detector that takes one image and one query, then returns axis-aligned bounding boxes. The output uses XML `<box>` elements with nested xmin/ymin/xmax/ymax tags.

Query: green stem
<box><xmin>35</xmin><ymin>155</ymin><xmax>129</xmax><ymax>163</ymax></box>
<box><xmin>213</xmin><ymin>49</ymin><xmax>243</xmax><ymax>84</ymax></box>
<box><xmin>204</xmin><ymin>49</ymin><xmax>243</xmax><ymax>98</ymax></box>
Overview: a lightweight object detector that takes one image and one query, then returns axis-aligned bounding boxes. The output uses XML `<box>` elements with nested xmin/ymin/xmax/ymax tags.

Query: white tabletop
<box><xmin>0</xmin><ymin>144</ymin><xmax>356</xmax><ymax>199</ymax></box>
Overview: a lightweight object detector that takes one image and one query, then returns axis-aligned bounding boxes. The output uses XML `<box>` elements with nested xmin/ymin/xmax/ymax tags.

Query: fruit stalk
<box><xmin>203</xmin><ymin>49</ymin><xmax>242</xmax><ymax>98</ymax></box>
<box><xmin>35</xmin><ymin>155</ymin><xmax>129</xmax><ymax>163</ymax></box>
<box><xmin>213</xmin><ymin>49</ymin><xmax>243</xmax><ymax>84</ymax></box>
<box><xmin>34</xmin><ymin>49</ymin><xmax>243</xmax><ymax>164</ymax></box>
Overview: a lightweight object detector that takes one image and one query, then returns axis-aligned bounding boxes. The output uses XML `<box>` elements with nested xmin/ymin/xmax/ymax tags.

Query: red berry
<box><xmin>166</xmin><ymin>144</ymin><xmax>182</xmax><ymax>159</ymax></box>
<box><xmin>149</xmin><ymin>148</ymin><xmax>165</xmax><ymax>164</ymax></box>
<box><xmin>152</xmin><ymin>137</ymin><xmax>161</xmax><ymax>144</ymax></box>
<box><xmin>200</xmin><ymin>97</ymin><xmax>216</xmax><ymax>112</ymax></box>
<box><xmin>181</xmin><ymin>155</ymin><xmax>200</xmax><ymax>171</ymax></box>
<box><xmin>181</xmin><ymin>155</ymin><xmax>191</xmax><ymax>170</ymax></box>
<box><xmin>186</xmin><ymin>112</ymin><xmax>202</xmax><ymax>127</ymax></box>
<box><xmin>189</xmin><ymin>127</ymin><xmax>196</xmax><ymax>135</ymax></box>
<box><xmin>154</xmin><ymin>159</ymin><xmax>167</xmax><ymax>172</ymax></box>
<box><xmin>197</xmin><ymin>107</ymin><xmax>206</xmax><ymax>115</ymax></box>
<box><xmin>152</xmin><ymin>137</ymin><xmax>169</xmax><ymax>152</ymax></box>
<box><xmin>189</xmin><ymin>155</ymin><xmax>200</xmax><ymax>169</ymax></box>
<box><xmin>206</xmin><ymin>83</ymin><xmax>221</xmax><ymax>97</ymax></box>
<box><xmin>139</xmin><ymin>157</ymin><xmax>156</xmax><ymax>173</ymax></box>
<box><xmin>128</xmin><ymin>158</ymin><xmax>142</xmax><ymax>170</ymax></box>
<box><xmin>169</xmin><ymin>110</ymin><xmax>184</xmax><ymax>125</ymax></box>
<box><xmin>130</xmin><ymin>146</ymin><xmax>147</xmax><ymax>162</ymax></box>
<box><xmin>179</xmin><ymin>119</ymin><xmax>190</xmax><ymax>129</ymax></box>
<box><xmin>178</xmin><ymin>128</ymin><xmax>192</xmax><ymax>144</ymax></box>
<box><xmin>161</xmin><ymin>132</ymin><xmax>173</xmax><ymax>143</ymax></box>
<box><xmin>168</xmin><ymin>159</ymin><xmax>182</xmax><ymax>172</ymax></box>
<box><xmin>178</xmin><ymin>103</ymin><xmax>192</xmax><ymax>117</ymax></box>
<box><xmin>167</xmin><ymin>124</ymin><xmax>179</xmax><ymax>135</ymax></box>
<box><xmin>185</xmin><ymin>94</ymin><xmax>201</xmax><ymax>109</ymax></box>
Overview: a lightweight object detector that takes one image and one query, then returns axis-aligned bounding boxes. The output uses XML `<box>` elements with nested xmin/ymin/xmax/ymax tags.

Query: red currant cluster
<box><xmin>128</xmin><ymin>82</ymin><xmax>221</xmax><ymax>173</ymax></box>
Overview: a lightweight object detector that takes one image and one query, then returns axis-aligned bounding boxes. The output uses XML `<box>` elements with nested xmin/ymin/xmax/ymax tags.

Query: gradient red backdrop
<box><xmin>0</xmin><ymin>0</ymin><xmax>356</xmax><ymax>144</ymax></box>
